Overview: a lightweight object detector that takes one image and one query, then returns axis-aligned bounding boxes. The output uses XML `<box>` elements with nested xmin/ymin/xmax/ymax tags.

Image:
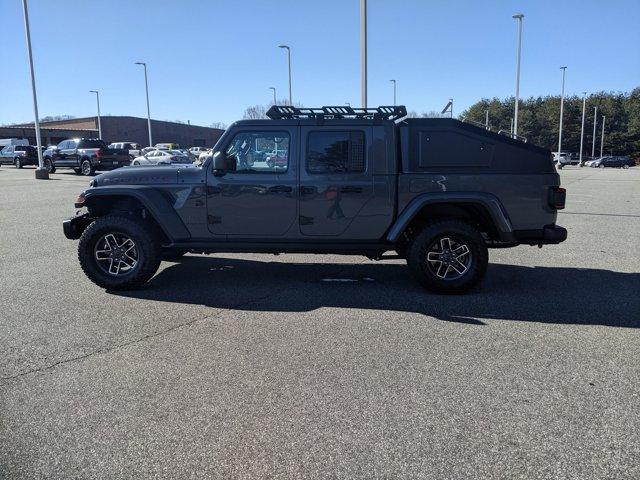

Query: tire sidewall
<box><xmin>15</xmin><ymin>158</ymin><xmax>22</xmax><ymax>169</ymax></box>
<box><xmin>407</xmin><ymin>220</ymin><xmax>488</xmax><ymax>294</ymax></box>
<box><xmin>78</xmin><ymin>216</ymin><xmax>160</xmax><ymax>290</ymax></box>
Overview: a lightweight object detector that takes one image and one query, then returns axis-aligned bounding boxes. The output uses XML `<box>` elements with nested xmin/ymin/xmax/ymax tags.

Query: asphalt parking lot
<box><xmin>1</xmin><ymin>165</ymin><xmax>639</xmax><ymax>479</ymax></box>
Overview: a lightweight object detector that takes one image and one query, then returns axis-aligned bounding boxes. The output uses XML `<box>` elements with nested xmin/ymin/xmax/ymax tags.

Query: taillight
<box><xmin>549</xmin><ymin>187</ymin><xmax>566</xmax><ymax>210</ymax></box>
<box><xmin>95</xmin><ymin>149</ymin><xmax>103</xmax><ymax>158</ymax></box>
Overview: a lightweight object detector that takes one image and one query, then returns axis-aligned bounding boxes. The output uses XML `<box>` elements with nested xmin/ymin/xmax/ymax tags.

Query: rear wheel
<box><xmin>623</xmin><ymin>164</ymin><xmax>629</xmax><ymax>169</ymax></box>
<box><xmin>78</xmin><ymin>215</ymin><xmax>161</xmax><ymax>290</ymax></box>
<box><xmin>81</xmin><ymin>159</ymin><xmax>95</xmax><ymax>176</ymax></box>
<box><xmin>599</xmin><ymin>164</ymin><xmax>605</xmax><ymax>169</ymax></box>
<box><xmin>44</xmin><ymin>158</ymin><xmax>56</xmax><ymax>173</ymax></box>
<box><xmin>406</xmin><ymin>220</ymin><xmax>488</xmax><ymax>294</ymax></box>
<box><xmin>14</xmin><ymin>158</ymin><xmax>23</xmax><ymax>169</ymax></box>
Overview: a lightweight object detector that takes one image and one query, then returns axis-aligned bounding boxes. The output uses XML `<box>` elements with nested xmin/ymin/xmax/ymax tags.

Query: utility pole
<box><xmin>278</xmin><ymin>46</ymin><xmax>292</xmax><ymax>105</ymax></box>
<box><xmin>485</xmin><ymin>110</ymin><xmax>489</xmax><ymax>128</ymax></box>
<box><xmin>512</xmin><ymin>13</ymin><xmax>524</xmax><ymax>136</ymax></box>
<box><xmin>21</xmin><ymin>0</ymin><xmax>48</xmax><ymax>179</ymax></box>
<box><xmin>360</xmin><ymin>0</ymin><xmax>367</xmax><ymax>108</ymax></box>
<box><xmin>389</xmin><ymin>79</ymin><xmax>396</xmax><ymax>106</ymax></box>
<box><xmin>269</xmin><ymin>87</ymin><xmax>276</xmax><ymax>105</ymax></box>
<box><xmin>591</xmin><ymin>106</ymin><xmax>598</xmax><ymax>157</ymax></box>
<box><xmin>89</xmin><ymin>90</ymin><xmax>102</xmax><ymax>139</ymax></box>
<box><xmin>557</xmin><ymin>66</ymin><xmax>567</xmax><ymax>161</ymax></box>
<box><xmin>600</xmin><ymin>116</ymin><xmax>606</xmax><ymax>158</ymax></box>
<box><xmin>135</xmin><ymin>62</ymin><xmax>153</xmax><ymax>147</ymax></box>
<box><xmin>578</xmin><ymin>92</ymin><xmax>586</xmax><ymax>166</ymax></box>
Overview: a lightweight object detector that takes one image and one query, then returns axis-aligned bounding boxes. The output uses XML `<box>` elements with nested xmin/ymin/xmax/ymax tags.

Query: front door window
<box><xmin>225</xmin><ymin>131</ymin><xmax>289</xmax><ymax>173</ymax></box>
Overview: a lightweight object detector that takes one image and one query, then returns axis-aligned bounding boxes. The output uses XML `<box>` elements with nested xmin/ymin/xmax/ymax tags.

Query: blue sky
<box><xmin>1</xmin><ymin>0</ymin><xmax>638</xmax><ymax>126</ymax></box>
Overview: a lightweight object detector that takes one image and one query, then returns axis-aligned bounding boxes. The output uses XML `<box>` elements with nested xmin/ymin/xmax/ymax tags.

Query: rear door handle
<box><xmin>340</xmin><ymin>186</ymin><xmax>363</xmax><ymax>193</ymax></box>
<box><xmin>268</xmin><ymin>185</ymin><xmax>293</xmax><ymax>193</ymax></box>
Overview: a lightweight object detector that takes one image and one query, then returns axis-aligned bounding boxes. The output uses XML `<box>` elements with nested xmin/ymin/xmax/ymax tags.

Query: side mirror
<box><xmin>212</xmin><ymin>152</ymin><xmax>236</xmax><ymax>175</ymax></box>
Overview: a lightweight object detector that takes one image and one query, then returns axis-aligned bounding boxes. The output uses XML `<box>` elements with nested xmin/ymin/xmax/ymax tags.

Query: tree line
<box><xmin>460</xmin><ymin>88</ymin><xmax>640</xmax><ymax>158</ymax></box>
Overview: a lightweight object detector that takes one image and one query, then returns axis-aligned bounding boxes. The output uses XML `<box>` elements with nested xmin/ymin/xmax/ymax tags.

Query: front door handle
<box><xmin>268</xmin><ymin>185</ymin><xmax>293</xmax><ymax>193</ymax></box>
<box><xmin>340</xmin><ymin>186</ymin><xmax>363</xmax><ymax>193</ymax></box>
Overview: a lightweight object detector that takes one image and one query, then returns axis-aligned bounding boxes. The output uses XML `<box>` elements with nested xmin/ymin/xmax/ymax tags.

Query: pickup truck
<box><xmin>44</xmin><ymin>138</ymin><xmax>130</xmax><ymax>176</ymax></box>
<box><xmin>108</xmin><ymin>142</ymin><xmax>141</xmax><ymax>159</ymax></box>
<box><xmin>63</xmin><ymin>105</ymin><xmax>567</xmax><ymax>294</ymax></box>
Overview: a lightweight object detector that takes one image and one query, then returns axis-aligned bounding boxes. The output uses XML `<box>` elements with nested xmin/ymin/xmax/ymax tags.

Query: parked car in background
<box><xmin>154</xmin><ymin>143</ymin><xmax>180</xmax><ymax>150</ymax></box>
<box><xmin>0</xmin><ymin>138</ymin><xmax>29</xmax><ymax>148</ymax></box>
<box><xmin>131</xmin><ymin>149</ymin><xmax>192</xmax><ymax>166</ymax></box>
<box><xmin>44</xmin><ymin>138</ymin><xmax>130</xmax><ymax>176</ymax></box>
<box><xmin>0</xmin><ymin>145</ymin><xmax>40</xmax><ymax>168</ymax></box>
<box><xmin>108</xmin><ymin>142</ymin><xmax>141</xmax><ymax>159</ymax></box>
<box><xmin>197</xmin><ymin>149</ymin><xmax>213</xmax><ymax>163</ymax></box>
<box><xmin>189</xmin><ymin>146</ymin><xmax>208</xmax><ymax>157</ymax></box>
<box><xmin>553</xmin><ymin>152</ymin><xmax>579</xmax><ymax>168</ymax></box>
<box><xmin>590</xmin><ymin>156</ymin><xmax>635</xmax><ymax>168</ymax></box>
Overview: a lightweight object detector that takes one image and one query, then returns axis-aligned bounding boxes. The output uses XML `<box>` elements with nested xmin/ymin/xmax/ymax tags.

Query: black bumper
<box><xmin>514</xmin><ymin>225</ymin><xmax>567</xmax><ymax>245</ymax></box>
<box><xmin>63</xmin><ymin>214</ymin><xmax>92</xmax><ymax>240</ymax></box>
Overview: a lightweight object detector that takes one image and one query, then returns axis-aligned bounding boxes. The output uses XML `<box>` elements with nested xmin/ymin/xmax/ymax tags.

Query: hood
<box><xmin>94</xmin><ymin>164</ymin><xmax>202</xmax><ymax>187</ymax></box>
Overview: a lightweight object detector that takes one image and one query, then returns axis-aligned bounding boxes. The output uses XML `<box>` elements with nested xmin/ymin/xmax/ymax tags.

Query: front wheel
<box><xmin>406</xmin><ymin>220</ymin><xmax>488</xmax><ymax>294</ymax></box>
<box><xmin>78</xmin><ymin>215</ymin><xmax>161</xmax><ymax>290</ymax></box>
<box><xmin>599</xmin><ymin>164</ymin><xmax>605</xmax><ymax>169</ymax></box>
<box><xmin>14</xmin><ymin>158</ymin><xmax>23</xmax><ymax>169</ymax></box>
<box><xmin>623</xmin><ymin>164</ymin><xmax>629</xmax><ymax>169</ymax></box>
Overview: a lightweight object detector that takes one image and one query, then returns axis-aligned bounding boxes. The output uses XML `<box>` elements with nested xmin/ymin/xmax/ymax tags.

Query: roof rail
<box><xmin>460</xmin><ymin>116</ymin><xmax>492</xmax><ymax>131</ymax></box>
<box><xmin>498</xmin><ymin>130</ymin><xmax>528</xmax><ymax>143</ymax></box>
<box><xmin>266</xmin><ymin>105</ymin><xmax>407</xmax><ymax>121</ymax></box>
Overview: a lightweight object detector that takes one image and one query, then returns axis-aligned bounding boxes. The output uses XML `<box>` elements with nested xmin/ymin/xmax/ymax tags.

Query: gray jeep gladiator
<box><xmin>63</xmin><ymin>105</ymin><xmax>567</xmax><ymax>294</ymax></box>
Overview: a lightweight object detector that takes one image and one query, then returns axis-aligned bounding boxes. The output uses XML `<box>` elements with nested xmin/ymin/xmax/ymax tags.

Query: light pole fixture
<box><xmin>278</xmin><ymin>45</ymin><xmax>292</xmax><ymax>105</ymax></box>
<box><xmin>600</xmin><ymin>116</ymin><xmax>606</xmax><ymax>158</ymax></box>
<box><xmin>389</xmin><ymin>79</ymin><xmax>396</xmax><ymax>106</ymax></box>
<box><xmin>557</xmin><ymin>66</ymin><xmax>567</xmax><ymax>160</ymax></box>
<box><xmin>21</xmin><ymin>0</ymin><xmax>47</xmax><ymax>179</ymax></box>
<box><xmin>579</xmin><ymin>92</ymin><xmax>587</xmax><ymax>165</ymax></box>
<box><xmin>89</xmin><ymin>90</ymin><xmax>102</xmax><ymax>139</ymax></box>
<box><xmin>591</xmin><ymin>106</ymin><xmax>598</xmax><ymax>158</ymax></box>
<box><xmin>269</xmin><ymin>87</ymin><xmax>276</xmax><ymax>105</ymax></box>
<box><xmin>360</xmin><ymin>0</ymin><xmax>367</xmax><ymax>108</ymax></box>
<box><xmin>512</xmin><ymin>13</ymin><xmax>524</xmax><ymax>136</ymax></box>
<box><xmin>135</xmin><ymin>62</ymin><xmax>153</xmax><ymax>147</ymax></box>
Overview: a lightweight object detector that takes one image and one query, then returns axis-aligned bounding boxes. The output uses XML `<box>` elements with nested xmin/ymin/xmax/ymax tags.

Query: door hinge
<box><xmin>299</xmin><ymin>216</ymin><xmax>314</xmax><ymax>225</ymax></box>
<box><xmin>207</xmin><ymin>215</ymin><xmax>222</xmax><ymax>224</ymax></box>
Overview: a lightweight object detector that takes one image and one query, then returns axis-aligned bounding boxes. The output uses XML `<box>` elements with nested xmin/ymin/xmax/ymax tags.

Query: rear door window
<box><xmin>306</xmin><ymin>131</ymin><xmax>365</xmax><ymax>173</ymax></box>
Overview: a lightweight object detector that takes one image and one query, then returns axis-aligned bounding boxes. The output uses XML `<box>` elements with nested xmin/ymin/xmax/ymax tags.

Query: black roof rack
<box><xmin>266</xmin><ymin>105</ymin><xmax>407</xmax><ymax>121</ymax></box>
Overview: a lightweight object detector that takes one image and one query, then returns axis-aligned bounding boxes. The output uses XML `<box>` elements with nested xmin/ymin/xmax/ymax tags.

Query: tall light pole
<box><xmin>21</xmin><ymin>0</ymin><xmax>47</xmax><ymax>179</ymax></box>
<box><xmin>578</xmin><ymin>91</ymin><xmax>587</xmax><ymax>166</ymax></box>
<box><xmin>485</xmin><ymin>110</ymin><xmax>489</xmax><ymax>128</ymax></box>
<box><xmin>89</xmin><ymin>90</ymin><xmax>102</xmax><ymax>139</ymax></box>
<box><xmin>600</xmin><ymin>116</ymin><xmax>606</xmax><ymax>158</ymax></box>
<box><xmin>389</xmin><ymin>79</ymin><xmax>396</xmax><ymax>106</ymax></box>
<box><xmin>269</xmin><ymin>87</ymin><xmax>276</xmax><ymax>105</ymax></box>
<box><xmin>360</xmin><ymin>0</ymin><xmax>367</xmax><ymax>108</ymax></box>
<box><xmin>135</xmin><ymin>62</ymin><xmax>153</xmax><ymax>147</ymax></box>
<box><xmin>278</xmin><ymin>45</ymin><xmax>292</xmax><ymax>105</ymax></box>
<box><xmin>591</xmin><ymin>106</ymin><xmax>598</xmax><ymax>157</ymax></box>
<box><xmin>512</xmin><ymin>13</ymin><xmax>524</xmax><ymax>136</ymax></box>
<box><xmin>557</xmin><ymin>66</ymin><xmax>567</xmax><ymax>159</ymax></box>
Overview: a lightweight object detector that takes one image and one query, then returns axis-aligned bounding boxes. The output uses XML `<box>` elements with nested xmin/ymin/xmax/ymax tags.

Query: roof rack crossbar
<box><xmin>266</xmin><ymin>105</ymin><xmax>407</xmax><ymax>121</ymax></box>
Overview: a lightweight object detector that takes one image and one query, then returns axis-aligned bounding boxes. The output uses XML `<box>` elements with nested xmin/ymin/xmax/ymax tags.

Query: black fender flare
<box><xmin>81</xmin><ymin>186</ymin><xmax>191</xmax><ymax>242</ymax></box>
<box><xmin>386</xmin><ymin>192</ymin><xmax>515</xmax><ymax>243</ymax></box>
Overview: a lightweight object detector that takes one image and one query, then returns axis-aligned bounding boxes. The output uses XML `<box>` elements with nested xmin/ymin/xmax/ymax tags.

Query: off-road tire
<box><xmin>78</xmin><ymin>215</ymin><xmax>161</xmax><ymax>290</ymax></box>
<box><xmin>406</xmin><ymin>219</ymin><xmax>488</xmax><ymax>294</ymax></box>
<box><xmin>44</xmin><ymin>158</ymin><xmax>55</xmax><ymax>173</ymax></box>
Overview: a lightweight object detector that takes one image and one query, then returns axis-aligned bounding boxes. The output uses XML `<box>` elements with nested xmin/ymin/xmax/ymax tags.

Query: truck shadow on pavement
<box><xmin>113</xmin><ymin>257</ymin><xmax>640</xmax><ymax>328</ymax></box>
